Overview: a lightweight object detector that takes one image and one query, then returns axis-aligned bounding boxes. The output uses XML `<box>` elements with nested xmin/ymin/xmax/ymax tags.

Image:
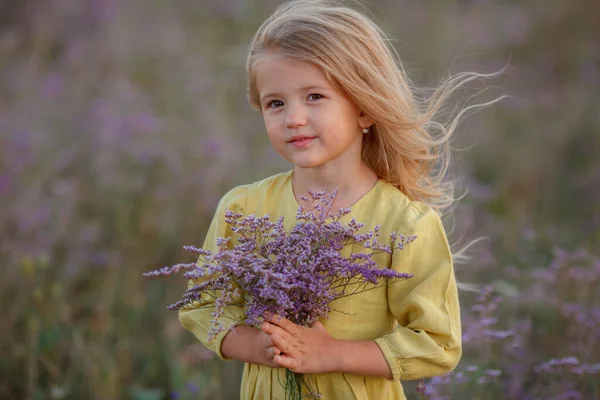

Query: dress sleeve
<box><xmin>373</xmin><ymin>202</ymin><xmax>462</xmax><ymax>380</ymax></box>
<box><xmin>178</xmin><ymin>185</ymin><xmax>248</xmax><ymax>360</ymax></box>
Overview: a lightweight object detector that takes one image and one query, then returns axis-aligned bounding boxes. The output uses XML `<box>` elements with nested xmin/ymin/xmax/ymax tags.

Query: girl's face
<box><xmin>254</xmin><ymin>56</ymin><xmax>370</xmax><ymax>171</ymax></box>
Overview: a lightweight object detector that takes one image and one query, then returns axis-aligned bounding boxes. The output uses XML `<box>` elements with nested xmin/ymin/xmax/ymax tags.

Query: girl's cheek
<box><xmin>264</xmin><ymin>116</ymin><xmax>282</xmax><ymax>131</ymax></box>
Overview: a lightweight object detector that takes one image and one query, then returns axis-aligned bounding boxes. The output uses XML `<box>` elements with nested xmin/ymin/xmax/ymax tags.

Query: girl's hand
<box><xmin>221</xmin><ymin>325</ymin><xmax>282</xmax><ymax>367</ymax></box>
<box><xmin>254</xmin><ymin>329</ymin><xmax>282</xmax><ymax>368</ymax></box>
<box><xmin>261</xmin><ymin>314</ymin><xmax>338</xmax><ymax>374</ymax></box>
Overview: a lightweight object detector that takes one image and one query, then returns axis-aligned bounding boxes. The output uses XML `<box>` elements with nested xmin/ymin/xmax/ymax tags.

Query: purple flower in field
<box><xmin>130</xmin><ymin>113</ymin><xmax>159</xmax><ymax>133</ymax></box>
<box><xmin>547</xmin><ymin>390</ymin><xmax>582</xmax><ymax>400</ymax></box>
<box><xmin>42</xmin><ymin>73</ymin><xmax>64</xmax><ymax>100</ymax></box>
<box><xmin>0</xmin><ymin>172</ymin><xmax>11</xmax><ymax>195</ymax></box>
<box><xmin>424</xmin><ymin>245</ymin><xmax>600</xmax><ymax>399</ymax></box>
<box><xmin>534</xmin><ymin>356</ymin><xmax>580</xmax><ymax>373</ymax></box>
<box><xmin>484</xmin><ymin>369</ymin><xmax>501</xmax><ymax>378</ymax></box>
<box><xmin>571</xmin><ymin>363</ymin><xmax>600</xmax><ymax>375</ymax></box>
<box><xmin>186</xmin><ymin>382</ymin><xmax>199</xmax><ymax>394</ymax></box>
<box><xmin>416</xmin><ymin>378</ymin><xmax>430</xmax><ymax>399</ymax></box>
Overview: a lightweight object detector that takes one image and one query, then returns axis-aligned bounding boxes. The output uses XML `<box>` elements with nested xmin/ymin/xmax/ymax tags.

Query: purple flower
<box><xmin>145</xmin><ymin>189</ymin><xmax>414</xmax><ymax>337</ymax></box>
<box><xmin>416</xmin><ymin>378</ymin><xmax>430</xmax><ymax>399</ymax></box>
<box><xmin>186</xmin><ymin>382</ymin><xmax>199</xmax><ymax>394</ymax></box>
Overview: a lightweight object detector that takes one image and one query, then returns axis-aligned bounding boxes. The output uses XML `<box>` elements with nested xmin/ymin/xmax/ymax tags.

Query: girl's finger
<box><xmin>274</xmin><ymin>354</ymin><xmax>297</xmax><ymax>371</ymax></box>
<box><xmin>271</xmin><ymin>332</ymin><xmax>293</xmax><ymax>355</ymax></box>
<box><xmin>267</xmin><ymin>346</ymin><xmax>281</xmax><ymax>357</ymax></box>
<box><xmin>263</xmin><ymin>322</ymin><xmax>292</xmax><ymax>344</ymax></box>
<box><xmin>267</xmin><ymin>315</ymin><xmax>299</xmax><ymax>335</ymax></box>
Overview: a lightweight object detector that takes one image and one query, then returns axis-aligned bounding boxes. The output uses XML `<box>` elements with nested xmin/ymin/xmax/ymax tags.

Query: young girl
<box><xmin>180</xmin><ymin>1</ymin><xmax>495</xmax><ymax>398</ymax></box>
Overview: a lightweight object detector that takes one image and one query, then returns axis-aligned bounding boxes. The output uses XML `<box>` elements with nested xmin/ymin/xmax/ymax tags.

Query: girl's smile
<box><xmin>288</xmin><ymin>135</ymin><xmax>316</xmax><ymax>148</ymax></box>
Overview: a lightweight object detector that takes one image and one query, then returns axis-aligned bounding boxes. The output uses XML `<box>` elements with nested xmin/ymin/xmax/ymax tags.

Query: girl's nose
<box><xmin>285</xmin><ymin>104</ymin><xmax>307</xmax><ymax>128</ymax></box>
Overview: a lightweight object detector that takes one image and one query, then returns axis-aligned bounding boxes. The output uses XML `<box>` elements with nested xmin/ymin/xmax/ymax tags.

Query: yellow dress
<box><xmin>179</xmin><ymin>170</ymin><xmax>462</xmax><ymax>400</ymax></box>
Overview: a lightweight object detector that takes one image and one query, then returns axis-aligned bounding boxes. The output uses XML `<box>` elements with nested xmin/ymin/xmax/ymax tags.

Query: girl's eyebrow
<box><xmin>260</xmin><ymin>86</ymin><xmax>330</xmax><ymax>101</ymax></box>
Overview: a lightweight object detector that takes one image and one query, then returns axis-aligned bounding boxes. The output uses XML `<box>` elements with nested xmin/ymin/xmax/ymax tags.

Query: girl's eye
<box><xmin>307</xmin><ymin>93</ymin><xmax>323</xmax><ymax>101</ymax></box>
<box><xmin>267</xmin><ymin>100</ymin><xmax>284</xmax><ymax>109</ymax></box>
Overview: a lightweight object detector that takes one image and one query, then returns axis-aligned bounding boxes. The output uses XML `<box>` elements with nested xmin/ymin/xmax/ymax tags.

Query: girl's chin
<box><xmin>284</xmin><ymin>154</ymin><xmax>320</xmax><ymax>168</ymax></box>
<box><xmin>289</xmin><ymin>159</ymin><xmax>326</xmax><ymax>169</ymax></box>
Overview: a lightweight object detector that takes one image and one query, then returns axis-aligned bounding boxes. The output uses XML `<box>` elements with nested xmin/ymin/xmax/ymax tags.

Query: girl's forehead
<box><xmin>254</xmin><ymin>56</ymin><xmax>331</xmax><ymax>91</ymax></box>
<box><xmin>255</xmin><ymin>56</ymin><xmax>322</xmax><ymax>76</ymax></box>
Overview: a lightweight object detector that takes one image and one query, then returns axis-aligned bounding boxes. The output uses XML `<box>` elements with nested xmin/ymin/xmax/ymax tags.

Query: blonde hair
<box><xmin>246</xmin><ymin>0</ymin><xmax>505</xmax><ymax>217</ymax></box>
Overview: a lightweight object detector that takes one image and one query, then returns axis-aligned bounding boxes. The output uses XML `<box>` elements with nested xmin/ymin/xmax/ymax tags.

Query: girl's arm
<box><xmin>221</xmin><ymin>325</ymin><xmax>281</xmax><ymax>367</ymax></box>
<box><xmin>371</xmin><ymin>204</ymin><xmax>462</xmax><ymax>380</ymax></box>
<box><xmin>332</xmin><ymin>339</ymin><xmax>392</xmax><ymax>379</ymax></box>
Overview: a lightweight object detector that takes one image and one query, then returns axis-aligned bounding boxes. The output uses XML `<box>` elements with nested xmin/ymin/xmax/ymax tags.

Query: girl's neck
<box><xmin>292</xmin><ymin>162</ymin><xmax>379</xmax><ymax>211</ymax></box>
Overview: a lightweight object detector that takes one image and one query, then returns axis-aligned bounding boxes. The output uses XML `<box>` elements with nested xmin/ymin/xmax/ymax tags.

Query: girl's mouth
<box><xmin>290</xmin><ymin>137</ymin><xmax>315</xmax><ymax>148</ymax></box>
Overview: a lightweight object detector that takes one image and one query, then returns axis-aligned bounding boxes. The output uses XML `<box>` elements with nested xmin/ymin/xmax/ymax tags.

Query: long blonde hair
<box><xmin>246</xmin><ymin>0</ymin><xmax>505</xmax><ymax>217</ymax></box>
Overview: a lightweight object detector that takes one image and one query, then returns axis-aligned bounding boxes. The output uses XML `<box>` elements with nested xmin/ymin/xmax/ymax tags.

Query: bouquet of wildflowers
<box><xmin>145</xmin><ymin>190</ymin><xmax>416</xmax><ymax>399</ymax></box>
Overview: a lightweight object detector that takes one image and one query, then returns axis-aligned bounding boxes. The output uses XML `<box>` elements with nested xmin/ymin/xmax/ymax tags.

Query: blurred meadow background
<box><xmin>1</xmin><ymin>0</ymin><xmax>599</xmax><ymax>399</ymax></box>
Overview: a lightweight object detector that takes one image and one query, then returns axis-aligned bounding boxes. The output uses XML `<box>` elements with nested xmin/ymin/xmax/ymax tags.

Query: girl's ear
<box><xmin>358</xmin><ymin>111</ymin><xmax>374</xmax><ymax>130</ymax></box>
